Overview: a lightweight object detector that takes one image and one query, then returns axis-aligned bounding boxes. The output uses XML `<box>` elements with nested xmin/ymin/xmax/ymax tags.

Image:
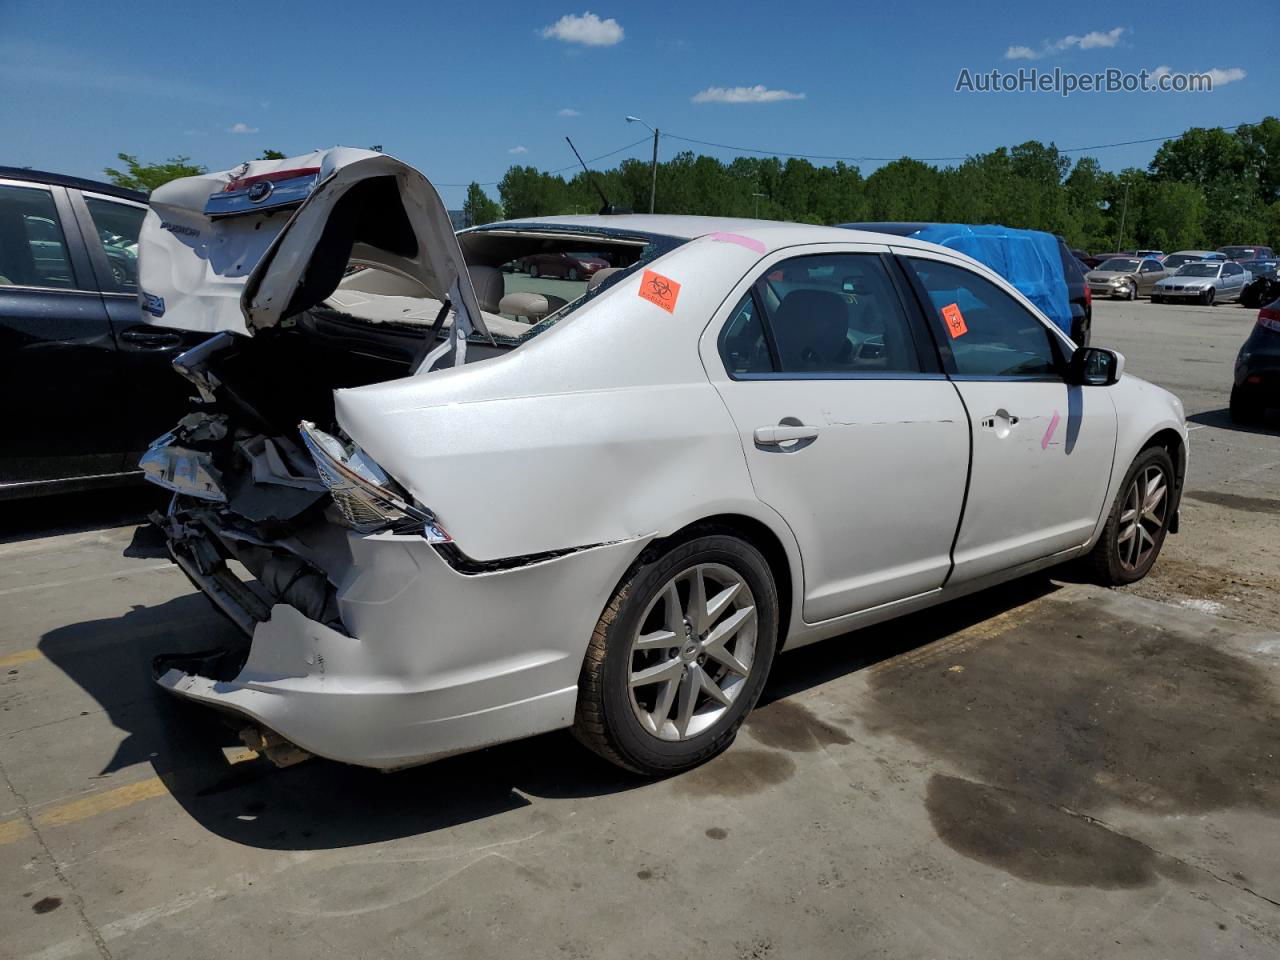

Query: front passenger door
<box><xmin>901</xmin><ymin>253</ymin><xmax>1118</xmax><ymax>583</ymax></box>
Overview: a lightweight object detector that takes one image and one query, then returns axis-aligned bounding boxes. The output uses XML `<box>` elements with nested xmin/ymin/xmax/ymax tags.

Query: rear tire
<box><xmin>574</xmin><ymin>533</ymin><xmax>779</xmax><ymax>776</ymax></box>
<box><xmin>1230</xmin><ymin>386</ymin><xmax>1264</xmax><ymax>425</ymax></box>
<box><xmin>567</xmin><ymin>267</ymin><xmax>579</xmax><ymax>281</ymax></box>
<box><xmin>1090</xmin><ymin>446</ymin><xmax>1175</xmax><ymax>586</ymax></box>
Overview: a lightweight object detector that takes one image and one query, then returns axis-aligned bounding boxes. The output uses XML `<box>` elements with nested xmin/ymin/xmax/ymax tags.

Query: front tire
<box><xmin>1127</xmin><ymin>281</ymin><xmax>1138</xmax><ymax>301</ymax></box>
<box><xmin>574</xmin><ymin>533</ymin><xmax>779</xmax><ymax>775</ymax></box>
<box><xmin>528</xmin><ymin>263</ymin><xmax>539</xmax><ymax>278</ymax></box>
<box><xmin>1201</xmin><ymin>288</ymin><xmax>1215</xmax><ymax>306</ymax></box>
<box><xmin>1090</xmin><ymin>446</ymin><xmax>1175</xmax><ymax>585</ymax></box>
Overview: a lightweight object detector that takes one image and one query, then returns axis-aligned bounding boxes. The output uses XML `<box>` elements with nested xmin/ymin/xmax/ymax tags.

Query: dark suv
<box><xmin>0</xmin><ymin>166</ymin><xmax>205</xmax><ymax>499</ymax></box>
<box><xmin>838</xmin><ymin>222</ymin><xmax>1093</xmax><ymax>346</ymax></box>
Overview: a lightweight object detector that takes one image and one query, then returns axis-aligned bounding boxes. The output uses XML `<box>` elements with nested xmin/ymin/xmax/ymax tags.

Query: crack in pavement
<box><xmin>0</xmin><ymin>754</ymin><xmax>113</xmax><ymax>959</ymax></box>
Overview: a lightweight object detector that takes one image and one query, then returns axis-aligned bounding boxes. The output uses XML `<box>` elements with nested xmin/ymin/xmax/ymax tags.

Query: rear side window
<box><xmin>906</xmin><ymin>257</ymin><xmax>1060</xmax><ymax>378</ymax></box>
<box><xmin>0</xmin><ymin>185</ymin><xmax>75</xmax><ymax>289</ymax></box>
<box><xmin>719</xmin><ymin>292</ymin><xmax>773</xmax><ymax>374</ymax></box>
<box><xmin>84</xmin><ymin>195</ymin><xmax>144</xmax><ymax>293</ymax></box>
<box><xmin>753</xmin><ymin>253</ymin><xmax>921</xmax><ymax>374</ymax></box>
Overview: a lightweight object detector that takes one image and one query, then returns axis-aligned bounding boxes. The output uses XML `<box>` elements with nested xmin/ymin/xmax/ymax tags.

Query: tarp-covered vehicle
<box><xmin>138</xmin><ymin>149</ymin><xmax>1186</xmax><ymax>775</ymax></box>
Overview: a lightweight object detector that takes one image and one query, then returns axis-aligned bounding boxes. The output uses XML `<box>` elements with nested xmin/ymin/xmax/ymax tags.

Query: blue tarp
<box><xmin>906</xmin><ymin>224</ymin><xmax>1072</xmax><ymax>335</ymax></box>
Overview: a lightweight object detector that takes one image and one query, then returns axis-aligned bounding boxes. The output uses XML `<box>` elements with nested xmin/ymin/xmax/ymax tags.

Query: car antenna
<box><xmin>565</xmin><ymin>136</ymin><xmax>630</xmax><ymax>215</ymax></box>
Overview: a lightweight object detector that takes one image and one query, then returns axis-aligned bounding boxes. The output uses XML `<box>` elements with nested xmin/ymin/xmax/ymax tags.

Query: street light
<box><xmin>626</xmin><ymin>115</ymin><xmax>659</xmax><ymax>214</ymax></box>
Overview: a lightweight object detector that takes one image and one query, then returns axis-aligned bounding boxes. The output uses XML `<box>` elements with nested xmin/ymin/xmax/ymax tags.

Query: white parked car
<box><xmin>1152</xmin><ymin>260</ymin><xmax>1250</xmax><ymax>305</ymax></box>
<box><xmin>136</xmin><ymin>149</ymin><xmax>1188</xmax><ymax>775</ymax></box>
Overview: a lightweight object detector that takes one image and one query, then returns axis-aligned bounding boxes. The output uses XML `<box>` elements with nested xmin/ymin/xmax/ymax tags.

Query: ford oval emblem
<box><xmin>247</xmin><ymin>180</ymin><xmax>274</xmax><ymax>203</ymax></box>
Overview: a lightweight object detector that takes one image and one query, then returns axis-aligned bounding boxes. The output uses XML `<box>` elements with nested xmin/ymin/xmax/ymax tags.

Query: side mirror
<box><xmin>1069</xmin><ymin>346</ymin><xmax>1124</xmax><ymax>386</ymax></box>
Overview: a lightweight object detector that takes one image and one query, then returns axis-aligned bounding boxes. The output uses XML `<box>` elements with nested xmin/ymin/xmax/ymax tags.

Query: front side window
<box><xmin>83</xmin><ymin>196</ymin><xmax>144</xmax><ymax>293</ymax></box>
<box><xmin>0</xmin><ymin>185</ymin><xmax>75</xmax><ymax>289</ymax></box>
<box><xmin>751</xmin><ymin>253</ymin><xmax>920</xmax><ymax>374</ymax></box>
<box><xmin>1141</xmin><ymin>260</ymin><xmax>1162</xmax><ymax>273</ymax></box>
<box><xmin>906</xmin><ymin>257</ymin><xmax>1060</xmax><ymax>378</ymax></box>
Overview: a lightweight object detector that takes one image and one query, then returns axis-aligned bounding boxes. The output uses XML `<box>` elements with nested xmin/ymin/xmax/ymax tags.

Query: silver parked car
<box><xmin>1086</xmin><ymin>257</ymin><xmax>1168</xmax><ymax>300</ymax></box>
<box><xmin>1152</xmin><ymin>260</ymin><xmax>1250</xmax><ymax>305</ymax></box>
<box><xmin>133</xmin><ymin>148</ymin><xmax>1188</xmax><ymax>776</ymax></box>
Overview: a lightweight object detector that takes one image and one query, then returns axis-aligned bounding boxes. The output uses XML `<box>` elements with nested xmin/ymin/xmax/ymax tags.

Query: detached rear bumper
<box><xmin>156</xmin><ymin>527</ymin><xmax>645</xmax><ymax>769</ymax></box>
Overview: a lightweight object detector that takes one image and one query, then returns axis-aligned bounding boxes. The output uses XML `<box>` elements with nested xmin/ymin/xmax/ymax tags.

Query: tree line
<box><xmin>104</xmin><ymin>121</ymin><xmax>1280</xmax><ymax>254</ymax></box>
<box><xmin>466</xmin><ymin>117</ymin><xmax>1280</xmax><ymax>254</ymax></box>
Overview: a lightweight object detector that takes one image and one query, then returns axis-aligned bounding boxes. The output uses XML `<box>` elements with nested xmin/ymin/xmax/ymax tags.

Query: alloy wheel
<box><xmin>1116</xmin><ymin>464</ymin><xmax>1168</xmax><ymax>571</ymax></box>
<box><xmin>627</xmin><ymin>563</ymin><xmax>758</xmax><ymax>741</ymax></box>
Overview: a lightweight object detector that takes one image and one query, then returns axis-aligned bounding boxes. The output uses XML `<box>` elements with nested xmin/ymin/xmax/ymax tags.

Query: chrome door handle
<box><xmin>754</xmin><ymin>424</ymin><xmax>820</xmax><ymax>445</ymax></box>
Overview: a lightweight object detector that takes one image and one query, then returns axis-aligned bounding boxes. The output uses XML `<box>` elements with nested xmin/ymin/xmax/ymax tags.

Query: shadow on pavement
<box><xmin>1188</xmin><ymin>407</ymin><xmax>1278</xmax><ymax>436</ymax></box>
<box><xmin>38</xmin><ymin>568</ymin><xmax>1061</xmax><ymax>851</ymax></box>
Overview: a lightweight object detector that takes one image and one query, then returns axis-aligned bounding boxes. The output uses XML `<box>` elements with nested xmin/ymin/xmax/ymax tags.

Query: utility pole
<box><xmin>752</xmin><ymin>192</ymin><xmax>766</xmax><ymax>218</ymax></box>
<box><xmin>626</xmin><ymin>116</ymin><xmax>659</xmax><ymax>213</ymax></box>
<box><xmin>1116</xmin><ymin>179</ymin><xmax>1131</xmax><ymax>253</ymax></box>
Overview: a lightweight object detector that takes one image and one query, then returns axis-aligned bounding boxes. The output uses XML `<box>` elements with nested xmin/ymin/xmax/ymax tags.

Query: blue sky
<box><xmin>2</xmin><ymin>1</ymin><xmax>1274</xmax><ymax>208</ymax></box>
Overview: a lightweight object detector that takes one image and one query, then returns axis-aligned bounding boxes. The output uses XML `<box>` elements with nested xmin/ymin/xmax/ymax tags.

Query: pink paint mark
<box><xmin>708</xmin><ymin>232</ymin><xmax>766</xmax><ymax>254</ymax></box>
<box><xmin>1041</xmin><ymin>409</ymin><xmax>1061</xmax><ymax>450</ymax></box>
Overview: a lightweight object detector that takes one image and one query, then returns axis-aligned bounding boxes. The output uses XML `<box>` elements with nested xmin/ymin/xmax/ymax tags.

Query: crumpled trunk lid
<box><xmin>137</xmin><ymin>147</ymin><xmax>490</xmax><ymax>345</ymax></box>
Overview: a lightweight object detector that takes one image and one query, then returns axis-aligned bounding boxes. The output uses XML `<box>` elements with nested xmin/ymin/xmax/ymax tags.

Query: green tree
<box><xmin>103</xmin><ymin>153</ymin><xmax>207</xmax><ymax>192</ymax></box>
<box><xmin>259</xmin><ymin>149</ymin><xmax>287</xmax><ymax>160</ymax></box>
<box><xmin>462</xmin><ymin>182</ymin><xmax>502</xmax><ymax>226</ymax></box>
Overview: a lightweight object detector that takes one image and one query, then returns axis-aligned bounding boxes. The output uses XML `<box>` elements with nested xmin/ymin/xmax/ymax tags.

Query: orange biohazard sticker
<box><xmin>638</xmin><ymin>269</ymin><xmax>681</xmax><ymax>313</ymax></box>
<box><xmin>941</xmin><ymin>302</ymin><xmax>968</xmax><ymax>338</ymax></box>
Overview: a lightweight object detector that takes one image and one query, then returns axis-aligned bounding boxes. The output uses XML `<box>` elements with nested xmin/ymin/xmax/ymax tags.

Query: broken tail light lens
<box><xmin>299</xmin><ymin>421</ymin><xmax>450</xmax><ymax>542</ymax></box>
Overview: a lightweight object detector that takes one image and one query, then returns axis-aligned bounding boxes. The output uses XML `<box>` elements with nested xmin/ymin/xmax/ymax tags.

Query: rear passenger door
<box><xmin>69</xmin><ymin>189</ymin><xmax>204</xmax><ymax>466</ymax></box>
<box><xmin>0</xmin><ymin>178</ymin><xmax>124</xmax><ymax>486</ymax></box>
<box><xmin>899</xmin><ymin>251</ymin><xmax>1118</xmax><ymax>582</ymax></box>
<box><xmin>703</xmin><ymin>245</ymin><xmax>970</xmax><ymax>622</ymax></box>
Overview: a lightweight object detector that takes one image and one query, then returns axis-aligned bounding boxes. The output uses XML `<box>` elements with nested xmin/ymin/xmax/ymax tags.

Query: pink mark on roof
<box><xmin>1041</xmin><ymin>409</ymin><xmax>1062</xmax><ymax>450</ymax></box>
<box><xmin>707</xmin><ymin>232</ymin><xmax>766</xmax><ymax>255</ymax></box>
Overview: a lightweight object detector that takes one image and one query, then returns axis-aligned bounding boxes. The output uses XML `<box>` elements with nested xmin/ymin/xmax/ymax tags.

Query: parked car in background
<box><xmin>1161</xmin><ymin>250</ymin><xmax>1223</xmax><ymax>272</ymax></box>
<box><xmin>1231</xmin><ymin>299</ymin><xmax>1280</xmax><ymax>423</ymax></box>
<box><xmin>1218</xmin><ymin>245</ymin><xmax>1276</xmax><ymax>262</ymax></box>
<box><xmin>522</xmin><ymin>250</ymin><xmax>610</xmax><ymax>280</ymax></box>
<box><xmin>0</xmin><ymin>166</ymin><xmax>204</xmax><ymax>499</ymax></box>
<box><xmin>1240</xmin><ymin>261</ymin><xmax>1280</xmax><ymax>308</ymax></box>
<box><xmin>1081</xmin><ymin>251</ymin><xmax>1135</xmax><ymax>269</ymax></box>
<box><xmin>1152</xmin><ymin>260</ymin><xmax>1250</xmax><ymax>305</ymax></box>
<box><xmin>132</xmin><ymin>149</ymin><xmax>1185</xmax><ymax>774</ymax></box>
<box><xmin>1134</xmin><ymin>249</ymin><xmax>1164</xmax><ymax>260</ymax></box>
<box><xmin>1087</xmin><ymin>256</ymin><xmax>1168</xmax><ymax>300</ymax></box>
<box><xmin>837</xmin><ymin>222</ymin><xmax>1092</xmax><ymax>344</ymax></box>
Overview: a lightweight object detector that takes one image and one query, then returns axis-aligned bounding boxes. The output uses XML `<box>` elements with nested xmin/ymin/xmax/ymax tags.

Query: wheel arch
<box><xmin>633</xmin><ymin>513</ymin><xmax>797</xmax><ymax>651</ymax></box>
<box><xmin>1140</xmin><ymin>426</ymin><xmax>1187</xmax><ymax>530</ymax></box>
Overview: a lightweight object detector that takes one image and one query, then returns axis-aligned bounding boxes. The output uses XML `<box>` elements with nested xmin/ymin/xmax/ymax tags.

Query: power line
<box><xmin>660</xmin><ymin>118</ymin><xmax>1270</xmax><ymax>165</ymax></box>
<box><xmin>437</xmin><ymin>135</ymin><xmax>653</xmax><ymax>187</ymax></box>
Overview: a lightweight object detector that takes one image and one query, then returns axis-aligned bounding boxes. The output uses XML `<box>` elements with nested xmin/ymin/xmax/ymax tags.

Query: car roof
<box><xmin>474</xmin><ymin>213</ymin><xmax>945</xmax><ymax>254</ymax></box>
<box><xmin>0</xmin><ymin>166</ymin><xmax>148</xmax><ymax>203</ymax></box>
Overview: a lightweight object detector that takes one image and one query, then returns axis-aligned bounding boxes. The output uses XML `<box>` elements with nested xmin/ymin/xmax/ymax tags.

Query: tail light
<box><xmin>299</xmin><ymin>421</ymin><xmax>450</xmax><ymax>542</ymax></box>
<box><xmin>1083</xmin><ymin>282</ymin><xmax>1091</xmax><ymax>308</ymax></box>
<box><xmin>1258</xmin><ymin>305</ymin><xmax>1280</xmax><ymax>333</ymax></box>
<box><xmin>221</xmin><ymin>167</ymin><xmax>321</xmax><ymax>192</ymax></box>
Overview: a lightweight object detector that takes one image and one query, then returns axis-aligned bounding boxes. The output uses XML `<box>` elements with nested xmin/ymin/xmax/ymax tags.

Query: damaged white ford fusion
<box><xmin>137</xmin><ymin>148</ymin><xmax>1187</xmax><ymax>775</ymax></box>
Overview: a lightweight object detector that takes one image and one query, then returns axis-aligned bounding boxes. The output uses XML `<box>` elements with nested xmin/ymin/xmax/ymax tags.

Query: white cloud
<box><xmin>1205</xmin><ymin>67</ymin><xmax>1246</xmax><ymax>86</ymax></box>
<box><xmin>508</xmin><ymin>145</ymin><xmax>529</xmax><ymax>154</ymax></box>
<box><xmin>1005</xmin><ymin>26</ymin><xmax>1126</xmax><ymax>60</ymax></box>
<box><xmin>691</xmin><ymin>84</ymin><xmax>806</xmax><ymax>104</ymax></box>
<box><xmin>227</xmin><ymin>122</ymin><xmax>258</xmax><ymax>134</ymax></box>
<box><xmin>558</xmin><ymin>107</ymin><xmax>581</xmax><ymax>117</ymax></box>
<box><xmin>540</xmin><ymin>12</ymin><xmax>623</xmax><ymax>47</ymax></box>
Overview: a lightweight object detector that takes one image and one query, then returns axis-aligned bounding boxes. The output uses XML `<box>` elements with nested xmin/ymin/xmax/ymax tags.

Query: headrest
<box><xmin>773</xmin><ymin>289</ymin><xmax>849</xmax><ymax>368</ymax></box>
<box><xmin>499</xmin><ymin>291</ymin><xmax>569</xmax><ymax>321</ymax></box>
<box><xmin>468</xmin><ymin>265</ymin><xmax>504</xmax><ymax>313</ymax></box>
<box><xmin>586</xmin><ymin>266</ymin><xmax>624</xmax><ymax>291</ymax></box>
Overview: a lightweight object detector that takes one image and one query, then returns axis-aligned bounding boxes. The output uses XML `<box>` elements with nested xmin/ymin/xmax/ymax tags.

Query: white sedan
<box><xmin>136</xmin><ymin>149</ymin><xmax>1187</xmax><ymax>775</ymax></box>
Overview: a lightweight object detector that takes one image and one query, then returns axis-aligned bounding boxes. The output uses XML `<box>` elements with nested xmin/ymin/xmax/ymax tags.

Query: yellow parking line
<box><xmin>0</xmin><ymin>776</ymin><xmax>170</xmax><ymax>845</ymax></box>
<box><xmin>0</xmin><ymin>649</ymin><xmax>44</xmax><ymax>668</ymax></box>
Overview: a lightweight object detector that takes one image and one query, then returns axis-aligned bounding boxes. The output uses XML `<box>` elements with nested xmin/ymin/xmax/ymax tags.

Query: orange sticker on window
<box><xmin>941</xmin><ymin>302</ymin><xmax>968</xmax><ymax>338</ymax></box>
<box><xmin>638</xmin><ymin>269</ymin><xmax>681</xmax><ymax>313</ymax></box>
